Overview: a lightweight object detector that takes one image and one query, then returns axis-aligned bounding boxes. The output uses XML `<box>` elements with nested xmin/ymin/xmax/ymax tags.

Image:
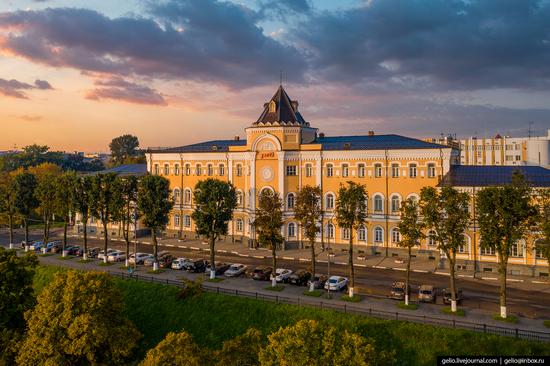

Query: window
<box><xmin>288</xmin><ymin>223</ymin><xmax>296</xmax><ymax>237</ymax></box>
<box><xmin>174</xmin><ymin>164</ymin><xmax>180</xmax><ymax>176</ymax></box>
<box><xmin>535</xmin><ymin>243</ymin><xmax>544</xmax><ymax>259</ymax></box>
<box><xmin>480</xmin><ymin>246</ymin><xmax>494</xmax><ymax>255</ymax></box>
<box><xmin>358</xmin><ymin>163</ymin><xmax>365</xmax><ymax>178</ymax></box>
<box><xmin>409</xmin><ymin>163</ymin><xmax>417</xmax><ymax>178</ymax></box>
<box><xmin>305</xmin><ymin>164</ymin><xmax>313</xmax><ymax>177</ymax></box>
<box><xmin>174</xmin><ymin>215</ymin><xmax>180</xmax><ymax>227</ymax></box>
<box><xmin>374</xmin><ymin>227</ymin><xmax>383</xmax><ymax>243</ymax></box>
<box><xmin>325</xmin><ymin>193</ymin><xmax>334</xmax><ymax>209</ymax></box>
<box><xmin>358</xmin><ymin>226</ymin><xmax>366</xmax><ymax>241</ymax></box>
<box><xmin>236</xmin><ymin>191</ymin><xmax>243</xmax><ymax>207</ymax></box>
<box><xmin>207</xmin><ymin>164</ymin><xmax>213</xmax><ymax>176</ymax></box>
<box><xmin>164</xmin><ymin>164</ymin><xmax>170</xmax><ymax>175</ymax></box>
<box><xmin>286</xmin><ymin>165</ymin><xmax>297</xmax><ymax>176</ymax></box>
<box><xmin>236</xmin><ymin>219</ymin><xmax>243</xmax><ymax>232</ymax></box>
<box><xmin>458</xmin><ymin>243</ymin><xmax>468</xmax><ymax>253</ymax></box>
<box><xmin>391</xmin><ymin>163</ymin><xmax>399</xmax><ymax>178</ymax></box>
<box><xmin>154</xmin><ymin>164</ymin><xmax>159</xmax><ymax>175</ymax></box>
<box><xmin>427</xmin><ymin>163</ymin><xmax>436</xmax><ymax>178</ymax></box>
<box><xmin>185</xmin><ymin>164</ymin><xmax>191</xmax><ymax>175</ymax></box>
<box><xmin>374</xmin><ymin>195</ymin><xmax>383</xmax><ymax>213</ymax></box>
<box><xmin>195</xmin><ymin>164</ymin><xmax>201</xmax><ymax>176</ymax></box>
<box><xmin>342</xmin><ymin>228</ymin><xmax>350</xmax><ymax>240</ymax></box>
<box><xmin>184</xmin><ymin>215</ymin><xmax>191</xmax><ymax>228</ymax></box>
<box><xmin>506</xmin><ymin>155</ymin><xmax>513</xmax><ymax>161</ymax></box>
<box><xmin>219</xmin><ymin>164</ymin><xmax>225</xmax><ymax>176</ymax></box>
<box><xmin>515</xmin><ymin>155</ymin><xmax>521</xmax><ymax>161</ymax></box>
<box><xmin>374</xmin><ymin>163</ymin><xmax>382</xmax><ymax>177</ymax></box>
<box><xmin>326</xmin><ymin>224</ymin><xmax>334</xmax><ymax>239</ymax></box>
<box><xmin>391</xmin><ymin>228</ymin><xmax>400</xmax><ymax>243</ymax></box>
<box><xmin>173</xmin><ymin>188</ymin><xmax>181</xmax><ymax>203</ymax></box>
<box><xmin>287</xmin><ymin>193</ymin><xmax>295</xmax><ymax>210</ymax></box>
<box><xmin>342</xmin><ymin>164</ymin><xmax>349</xmax><ymax>177</ymax></box>
<box><xmin>184</xmin><ymin>189</ymin><xmax>192</xmax><ymax>204</ymax></box>
<box><xmin>391</xmin><ymin>195</ymin><xmax>400</xmax><ymax>213</ymax></box>
<box><xmin>326</xmin><ymin>164</ymin><xmax>333</xmax><ymax>177</ymax></box>
<box><xmin>510</xmin><ymin>241</ymin><xmax>524</xmax><ymax>257</ymax></box>
<box><xmin>236</xmin><ymin>164</ymin><xmax>243</xmax><ymax>177</ymax></box>
<box><xmin>428</xmin><ymin>230</ymin><xmax>436</xmax><ymax>247</ymax></box>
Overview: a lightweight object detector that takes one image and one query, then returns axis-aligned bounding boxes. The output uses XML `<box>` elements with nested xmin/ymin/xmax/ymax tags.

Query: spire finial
<box><xmin>279</xmin><ymin>70</ymin><xmax>283</xmax><ymax>86</ymax></box>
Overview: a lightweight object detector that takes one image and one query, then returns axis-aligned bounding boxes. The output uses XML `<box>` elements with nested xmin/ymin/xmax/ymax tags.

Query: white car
<box><xmin>224</xmin><ymin>263</ymin><xmax>247</xmax><ymax>277</ymax></box>
<box><xmin>171</xmin><ymin>257</ymin><xmax>191</xmax><ymax>270</ymax></box>
<box><xmin>324</xmin><ymin>276</ymin><xmax>349</xmax><ymax>291</ymax></box>
<box><xmin>129</xmin><ymin>252</ymin><xmax>150</xmax><ymax>265</ymax></box>
<box><xmin>108</xmin><ymin>250</ymin><xmax>126</xmax><ymax>262</ymax></box>
<box><xmin>275</xmin><ymin>268</ymin><xmax>293</xmax><ymax>283</ymax></box>
<box><xmin>98</xmin><ymin>249</ymin><xmax>116</xmax><ymax>260</ymax></box>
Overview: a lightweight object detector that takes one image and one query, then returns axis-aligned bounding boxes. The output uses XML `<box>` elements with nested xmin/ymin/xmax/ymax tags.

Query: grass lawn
<box><xmin>303</xmin><ymin>289</ymin><xmax>324</xmax><ymax>297</ymax></box>
<box><xmin>340</xmin><ymin>294</ymin><xmax>362</xmax><ymax>302</ymax></box>
<box><xmin>98</xmin><ymin>262</ymin><xmax>115</xmax><ymax>267</ymax></box>
<box><xmin>57</xmin><ymin>256</ymin><xmax>74</xmax><ymax>260</ymax></box>
<box><xmin>39</xmin><ymin>253</ymin><xmax>54</xmax><ymax>257</ymax></box>
<box><xmin>77</xmin><ymin>259</ymin><xmax>93</xmax><ymax>263</ymax></box>
<box><xmin>544</xmin><ymin>320</ymin><xmax>550</xmax><ymax>329</ymax></box>
<box><xmin>147</xmin><ymin>269</ymin><xmax>165</xmax><ymax>274</ymax></box>
<box><xmin>398</xmin><ymin>302</ymin><xmax>419</xmax><ymax>310</ymax></box>
<box><xmin>33</xmin><ymin>266</ymin><xmax>550</xmax><ymax>365</ymax></box>
<box><xmin>207</xmin><ymin>278</ymin><xmax>224</xmax><ymax>283</ymax></box>
<box><xmin>493</xmin><ymin>314</ymin><xmax>519</xmax><ymax>324</ymax></box>
<box><xmin>441</xmin><ymin>307</ymin><xmax>466</xmax><ymax>316</ymax></box>
<box><xmin>264</xmin><ymin>284</ymin><xmax>285</xmax><ymax>292</ymax></box>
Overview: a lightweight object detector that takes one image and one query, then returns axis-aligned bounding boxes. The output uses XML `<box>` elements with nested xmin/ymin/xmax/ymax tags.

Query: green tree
<box><xmin>420</xmin><ymin>186</ymin><xmax>470</xmax><ymax>312</ymax></box>
<box><xmin>258</xmin><ymin>319</ymin><xmax>391</xmax><ymax>366</ymax></box>
<box><xmin>255</xmin><ymin>189</ymin><xmax>284</xmax><ymax>287</ymax></box>
<box><xmin>335</xmin><ymin>181</ymin><xmax>368</xmax><ymax>298</ymax></box>
<box><xmin>55</xmin><ymin>171</ymin><xmax>77</xmax><ymax>256</ymax></box>
<box><xmin>73</xmin><ymin>176</ymin><xmax>93</xmax><ymax>260</ymax></box>
<box><xmin>109</xmin><ymin>134</ymin><xmax>142</xmax><ymax>166</ymax></box>
<box><xmin>16</xmin><ymin>270</ymin><xmax>140</xmax><ymax>366</ymax></box>
<box><xmin>215</xmin><ymin>328</ymin><xmax>262</xmax><ymax>366</ymax></box>
<box><xmin>35</xmin><ymin>170</ymin><xmax>60</xmax><ymax>247</ymax></box>
<box><xmin>113</xmin><ymin>176</ymin><xmax>139</xmax><ymax>267</ymax></box>
<box><xmin>0</xmin><ymin>248</ymin><xmax>38</xmax><ymax>365</ymax></box>
<box><xmin>191</xmin><ymin>178</ymin><xmax>237</xmax><ymax>279</ymax></box>
<box><xmin>140</xmin><ymin>331</ymin><xmax>202</xmax><ymax>366</ymax></box>
<box><xmin>294</xmin><ymin>185</ymin><xmax>322</xmax><ymax>291</ymax></box>
<box><xmin>89</xmin><ymin>173</ymin><xmax>119</xmax><ymax>263</ymax></box>
<box><xmin>476</xmin><ymin>172</ymin><xmax>537</xmax><ymax>319</ymax></box>
<box><xmin>0</xmin><ymin>173</ymin><xmax>17</xmax><ymax>248</ymax></box>
<box><xmin>13</xmin><ymin>172</ymin><xmax>38</xmax><ymax>248</ymax></box>
<box><xmin>138</xmin><ymin>175</ymin><xmax>173</xmax><ymax>271</ymax></box>
<box><xmin>535</xmin><ymin>188</ymin><xmax>550</xmax><ymax>275</ymax></box>
<box><xmin>396</xmin><ymin>198</ymin><xmax>425</xmax><ymax>306</ymax></box>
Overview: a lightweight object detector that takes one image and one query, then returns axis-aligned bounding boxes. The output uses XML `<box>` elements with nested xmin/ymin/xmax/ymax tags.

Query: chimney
<box><xmin>368</xmin><ymin>130</ymin><xmax>375</xmax><ymax>136</ymax></box>
<box><xmin>319</xmin><ymin>132</ymin><xmax>325</xmax><ymax>138</ymax></box>
<box><xmin>234</xmin><ymin>136</ymin><xmax>240</xmax><ymax>141</ymax></box>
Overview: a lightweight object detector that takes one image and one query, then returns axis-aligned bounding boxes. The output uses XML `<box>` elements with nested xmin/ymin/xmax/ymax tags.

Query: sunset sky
<box><xmin>1</xmin><ymin>0</ymin><xmax>549</xmax><ymax>152</ymax></box>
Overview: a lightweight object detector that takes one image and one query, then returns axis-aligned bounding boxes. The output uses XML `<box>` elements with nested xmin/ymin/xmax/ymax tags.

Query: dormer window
<box><xmin>268</xmin><ymin>100</ymin><xmax>276</xmax><ymax>113</ymax></box>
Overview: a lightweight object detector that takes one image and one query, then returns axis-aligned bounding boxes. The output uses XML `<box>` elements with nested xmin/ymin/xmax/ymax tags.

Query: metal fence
<box><xmin>107</xmin><ymin>271</ymin><xmax>550</xmax><ymax>343</ymax></box>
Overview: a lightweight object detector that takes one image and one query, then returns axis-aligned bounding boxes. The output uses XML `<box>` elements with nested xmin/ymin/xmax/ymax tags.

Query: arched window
<box><xmin>164</xmin><ymin>164</ymin><xmax>170</xmax><ymax>175</ymax></box>
<box><xmin>409</xmin><ymin>163</ymin><xmax>417</xmax><ymax>178</ymax></box>
<box><xmin>374</xmin><ymin>163</ymin><xmax>382</xmax><ymax>177</ymax></box>
<box><xmin>342</xmin><ymin>164</ymin><xmax>349</xmax><ymax>177</ymax></box>
<box><xmin>174</xmin><ymin>214</ymin><xmax>180</xmax><ymax>227</ymax></box>
<box><xmin>391</xmin><ymin>195</ymin><xmax>400</xmax><ymax>213</ymax></box>
<box><xmin>195</xmin><ymin>164</ymin><xmax>202</xmax><ymax>176</ymax></box>
<box><xmin>185</xmin><ymin>164</ymin><xmax>191</xmax><ymax>175</ymax></box>
<box><xmin>374</xmin><ymin>195</ymin><xmax>383</xmax><ymax>213</ymax></box>
<box><xmin>219</xmin><ymin>163</ymin><xmax>225</xmax><ymax>176</ymax></box>
<box><xmin>287</xmin><ymin>193</ymin><xmax>295</xmax><ymax>210</ymax></box>
<box><xmin>207</xmin><ymin>164</ymin><xmax>213</xmax><ymax>176</ymax></box>
<box><xmin>184</xmin><ymin>189</ymin><xmax>192</xmax><ymax>205</ymax></box>
<box><xmin>391</xmin><ymin>228</ymin><xmax>400</xmax><ymax>243</ymax></box>
<box><xmin>358</xmin><ymin>226</ymin><xmax>366</xmax><ymax>241</ymax></box>
<box><xmin>391</xmin><ymin>163</ymin><xmax>399</xmax><ymax>178</ymax></box>
<box><xmin>326</xmin><ymin>223</ymin><xmax>334</xmax><ymax>239</ymax></box>
<box><xmin>288</xmin><ymin>223</ymin><xmax>296</xmax><ymax>237</ymax></box>
<box><xmin>427</xmin><ymin>230</ymin><xmax>436</xmax><ymax>247</ymax></box>
<box><xmin>184</xmin><ymin>215</ymin><xmax>191</xmax><ymax>228</ymax></box>
<box><xmin>358</xmin><ymin>163</ymin><xmax>366</xmax><ymax>178</ymax></box>
<box><xmin>236</xmin><ymin>218</ymin><xmax>244</xmax><ymax>232</ymax></box>
<box><xmin>236</xmin><ymin>164</ymin><xmax>243</xmax><ymax>177</ymax></box>
<box><xmin>325</xmin><ymin>193</ymin><xmax>334</xmax><ymax>209</ymax></box>
<box><xmin>374</xmin><ymin>227</ymin><xmax>383</xmax><ymax>243</ymax></box>
<box><xmin>174</xmin><ymin>164</ymin><xmax>180</xmax><ymax>176</ymax></box>
<box><xmin>173</xmin><ymin>188</ymin><xmax>181</xmax><ymax>203</ymax></box>
<box><xmin>326</xmin><ymin>164</ymin><xmax>333</xmax><ymax>177</ymax></box>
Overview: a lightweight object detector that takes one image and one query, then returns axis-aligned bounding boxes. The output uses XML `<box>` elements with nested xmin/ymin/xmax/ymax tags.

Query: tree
<box><xmin>137</xmin><ymin>175</ymin><xmax>173</xmax><ymax>271</ymax></box>
<box><xmin>191</xmin><ymin>179</ymin><xmax>237</xmax><ymax>279</ymax></box>
<box><xmin>109</xmin><ymin>134</ymin><xmax>142</xmax><ymax>166</ymax></box>
<box><xmin>335</xmin><ymin>181</ymin><xmax>368</xmax><ymax>298</ymax></box>
<box><xmin>476</xmin><ymin>172</ymin><xmax>536</xmax><ymax>318</ymax></box>
<box><xmin>535</xmin><ymin>188</ymin><xmax>550</xmax><ymax>270</ymax></box>
<box><xmin>294</xmin><ymin>185</ymin><xmax>322</xmax><ymax>291</ymax></box>
<box><xmin>113</xmin><ymin>176</ymin><xmax>139</xmax><ymax>267</ymax></box>
<box><xmin>55</xmin><ymin>171</ymin><xmax>77</xmax><ymax>256</ymax></box>
<box><xmin>140</xmin><ymin>331</ymin><xmax>202</xmax><ymax>366</ymax></box>
<box><xmin>0</xmin><ymin>248</ymin><xmax>38</xmax><ymax>365</ymax></box>
<box><xmin>33</xmin><ymin>166</ymin><xmax>62</xmax><ymax>247</ymax></box>
<box><xmin>73</xmin><ymin>176</ymin><xmax>93</xmax><ymax>260</ymax></box>
<box><xmin>396</xmin><ymin>198</ymin><xmax>425</xmax><ymax>306</ymax></box>
<box><xmin>13</xmin><ymin>172</ymin><xmax>38</xmax><ymax>248</ymax></box>
<box><xmin>420</xmin><ymin>186</ymin><xmax>470</xmax><ymax>312</ymax></box>
<box><xmin>0</xmin><ymin>173</ymin><xmax>17</xmax><ymax>248</ymax></box>
<box><xmin>215</xmin><ymin>328</ymin><xmax>262</xmax><ymax>366</ymax></box>
<box><xmin>16</xmin><ymin>270</ymin><xmax>140</xmax><ymax>366</ymax></box>
<box><xmin>258</xmin><ymin>319</ymin><xmax>392</xmax><ymax>366</ymax></box>
<box><xmin>89</xmin><ymin>173</ymin><xmax>119</xmax><ymax>263</ymax></box>
<box><xmin>255</xmin><ymin>189</ymin><xmax>284</xmax><ymax>287</ymax></box>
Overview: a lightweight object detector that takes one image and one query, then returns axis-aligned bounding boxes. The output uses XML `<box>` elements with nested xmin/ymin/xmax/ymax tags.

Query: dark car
<box><xmin>66</xmin><ymin>246</ymin><xmax>81</xmax><ymax>255</ymax></box>
<box><xmin>289</xmin><ymin>270</ymin><xmax>312</xmax><ymax>286</ymax></box>
<box><xmin>87</xmin><ymin>247</ymin><xmax>100</xmax><ymax>258</ymax></box>
<box><xmin>51</xmin><ymin>243</ymin><xmax>64</xmax><ymax>254</ymax></box>
<box><xmin>390</xmin><ymin>281</ymin><xmax>408</xmax><ymax>300</ymax></box>
<box><xmin>251</xmin><ymin>266</ymin><xmax>273</xmax><ymax>281</ymax></box>
<box><xmin>307</xmin><ymin>274</ymin><xmax>327</xmax><ymax>289</ymax></box>
<box><xmin>158</xmin><ymin>253</ymin><xmax>174</xmax><ymax>268</ymax></box>
<box><xmin>205</xmin><ymin>262</ymin><xmax>230</xmax><ymax>276</ymax></box>
<box><xmin>442</xmin><ymin>288</ymin><xmax>463</xmax><ymax>305</ymax></box>
<box><xmin>186</xmin><ymin>259</ymin><xmax>207</xmax><ymax>273</ymax></box>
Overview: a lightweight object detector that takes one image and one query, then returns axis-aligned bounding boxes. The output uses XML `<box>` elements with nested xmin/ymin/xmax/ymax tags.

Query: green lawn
<box><xmin>33</xmin><ymin>266</ymin><xmax>550</xmax><ymax>365</ymax></box>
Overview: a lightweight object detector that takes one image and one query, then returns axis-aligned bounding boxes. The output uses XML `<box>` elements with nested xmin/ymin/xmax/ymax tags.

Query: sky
<box><xmin>1</xmin><ymin>0</ymin><xmax>549</xmax><ymax>152</ymax></box>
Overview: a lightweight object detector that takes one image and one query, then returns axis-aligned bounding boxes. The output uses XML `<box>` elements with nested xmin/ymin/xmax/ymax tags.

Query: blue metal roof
<box><xmin>93</xmin><ymin>164</ymin><xmax>147</xmax><ymax>176</ymax></box>
<box><xmin>313</xmin><ymin>134</ymin><xmax>448</xmax><ymax>150</ymax></box>
<box><xmin>440</xmin><ymin>165</ymin><xmax>550</xmax><ymax>187</ymax></box>
<box><xmin>149</xmin><ymin>139</ymin><xmax>247</xmax><ymax>153</ymax></box>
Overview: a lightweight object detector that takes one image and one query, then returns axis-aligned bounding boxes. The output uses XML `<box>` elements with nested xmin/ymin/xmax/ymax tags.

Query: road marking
<box><xmin>218</xmin><ymin>250</ymin><xmax>227</xmax><ymax>253</ymax></box>
<box><xmin>165</xmin><ymin>244</ymin><xmax>175</xmax><ymax>247</ymax></box>
<box><xmin>253</xmin><ymin>255</ymin><xmax>264</xmax><ymax>259</ymax></box>
<box><xmin>372</xmin><ymin>265</ymin><xmax>386</xmax><ymax>269</ymax></box>
<box><xmin>238</xmin><ymin>254</ymin><xmax>249</xmax><ymax>257</ymax></box>
<box><xmin>299</xmin><ymin>258</ymin><xmax>311</xmax><ymax>262</ymax></box>
<box><xmin>180</xmin><ymin>246</ymin><xmax>188</xmax><ymax>249</ymax></box>
<box><xmin>356</xmin><ymin>264</ymin><xmax>367</xmax><ymax>268</ymax></box>
<box><xmin>190</xmin><ymin>247</ymin><xmax>200</xmax><ymax>250</ymax></box>
<box><xmin>335</xmin><ymin>262</ymin><xmax>347</xmax><ymax>265</ymax></box>
<box><xmin>482</xmin><ymin>277</ymin><xmax>498</xmax><ymax>281</ymax></box>
<box><xmin>506</xmin><ymin>278</ymin><xmax>523</xmax><ymax>282</ymax></box>
<box><xmin>282</xmin><ymin>256</ymin><xmax>295</xmax><ymax>260</ymax></box>
<box><xmin>531</xmin><ymin>280</ymin><xmax>547</xmax><ymax>284</ymax></box>
<box><xmin>143</xmin><ymin>241</ymin><xmax>151</xmax><ymax>245</ymax></box>
<box><xmin>458</xmin><ymin>274</ymin><xmax>474</xmax><ymax>278</ymax></box>
<box><xmin>231</xmin><ymin>251</ymin><xmax>239</xmax><ymax>255</ymax></box>
<box><xmin>392</xmin><ymin>268</ymin><xmax>406</xmax><ymax>271</ymax></box>
<box><xmin>318</xmin><ymin>260</ymin><xmax>328</xmax><ymax>263</ymax></box>
<box><xmin>434</xmin><ymin>272</ymin><xmax>450</xmax><ymax>276</ymax></box>
<box><xmin>413</xmin><ymin>269</ymin><xmax>429</xmax><ymax>273</ymax></box>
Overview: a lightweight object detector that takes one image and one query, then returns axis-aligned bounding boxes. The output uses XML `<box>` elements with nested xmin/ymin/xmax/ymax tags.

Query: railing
<box><xmin>107</xmin><ymin>271</ymin><xmax>550</xmax><ymax>343</ymax></box>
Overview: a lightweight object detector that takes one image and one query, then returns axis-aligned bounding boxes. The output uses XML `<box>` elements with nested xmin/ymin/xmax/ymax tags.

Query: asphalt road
<box><xmin>3</xmin><ymin>229</ymin><xmax>550</xmax><ymax>319</ymax></box>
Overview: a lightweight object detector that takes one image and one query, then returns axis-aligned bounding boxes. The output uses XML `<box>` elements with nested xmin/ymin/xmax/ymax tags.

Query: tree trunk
<box><xmin>125</xmin><ymin>220</ymin><xmax>130</xmax><ymax>268</ymax></box>
<box><xmin>152</xmin><ymin>230</ymin><xmax>158</xmax><ymax>271</ymax></box>
<box><xmin>309</xmin><ymin>238</ymin><xmax>316</xmax><ymax>292</ymax></box>
<box><xmin>43</xmin><ymin>212</ymin><xmax>48</xmax><ymax>245</ymax></box>
<box><xmin>102</xmin><ymin>220</ymin><xmax>108</xmax><ymax>263</ymax></box>
<box><xmin>62</xmin><ymin>220</ymin><xmax>67</xmax><ymax>256</ymax></box>
<box><xmin>498</xmin><ymin>259</ymin><xmax>508</xmax><ymax>318</ymax></box>
<box><xmin>8</xmin><ymin>214</ymin><xmax>14</xmax><ymax>249</ymax></box>
<box><xmin>24</xmin><ymin>218</ymin><xmax>29</xmax><ymax>250</ymax></box>
<box><xmin>209</xmin><ymin>234</ymin><xmax>216</xmax><ymax>279</ymax></box>
<box><xmin>272</xmin><ymin>243</ymin><xmax>277</xmax><ymax>287</ymax></box>
<box><xmin>449</xmin><ymin>251</ymin><xmax>457</xmax><ymax>312</ymax></box>
<box><xmin>405</xmin><ymin>246</ymin><xmax>411</xmax><ymax>306</ymax></box>
<box><xmin>348</xmin><ymin>233</ymin><xmax>354</xmax><ymax>298</ymax></box>
<box><xmin>82</xmin><ymin>220</ymin><xmax>88</xmax><ymax>261</ymax></box>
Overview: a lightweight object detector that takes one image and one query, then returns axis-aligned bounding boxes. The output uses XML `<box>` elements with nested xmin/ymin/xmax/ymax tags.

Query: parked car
<box><xmin>289</xmin><ymin>270</ymin><xmax>312</xmax><ymax>286</ymax></box>
<box><xmin>29</xmin><ymin>241</ymin><xmax>44</xmax><ymax>251</ymax></box>
<box><xmin>87</xmin><ymin>247</ymin><xmax>100</xmax><ymax>258</ymax></box>
<box><xmin>274</xmin><ymin>268</ymin><xmax>293</xmax><ymax>283</ymax></box>
<box><xmin>45</xmin><ymin>241</ymin><xmax>61</xmax><ymax>252</ymax></box>
<box><xmin>158</xmin><ymin>252</ymin><xmax>174</xmax><ymax>268</ymax></box>
<box><xmin>52</xmin><ymin>243</ymin><xmax>65</xmax><ymax>254</ymax></box>
<box><xmin>307</xmin><ymin>274</ymin><xmax>327</xmax><ymax>289</ymax></box>
<box><xmin>66</xmin><ymin>246</ymin><xmax>81</xmax><ymax>255</ymax></box>
<box><xmin>250</xmin><ymin>265</ymin><xmax>273</xmax><ymax>281</ymax></box>
<box><xmin>225</xmin><ymin>263</ymin><xmax>248</xmax><ymax>277</ymax></box>
<box><xmin>324</xmin><ymin>276</ymin><xmax>348</xmax><ymax>291</ymax></box>
<box><xmin>390</xmin><ymin>281</ymin><xmax>407</xmax><ymax>300</ymax></box>
<box><xmin>186</xmin><ymin>259</ymin><xmax>207</xmax><ymax>273</ymax></box>
<box><xmin>442</xmin><ymin>288</ymin><xmax>463</xmax><ymax>305</ymax></box>
<box><xmin>130</xmin><ymin>252</ymin><xmax>151</xmax><ymax>265</ymax></box>
<box><xmin>418</xmin><ymin>285</ymin><xmax>436</xmax><ymax>303</ymax></box>
<box><xmin>205</xmin><ymin>262</ymin><xmax>230</xmax><ymax>276</ymax></box>
<box><xmin>108</xmin><ymin>250</ymin><xmax>126</xmax><ymax>262</ymax></box>
<box><xmin>171</xmin><ymin>257</ymin><xmax>189</xmax><ymax>270</ymax></box>
<box><xmin>98</xmin><ymin>249</ymin><xmax>116</xmax><ymax>260</ymax></box>
<box><xmin>143</xmin><ymin>255</ymin><xmax>157</xmax><ymax>267</ymax></box>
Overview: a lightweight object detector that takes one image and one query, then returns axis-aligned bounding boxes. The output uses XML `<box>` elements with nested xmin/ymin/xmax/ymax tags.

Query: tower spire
<box><xmin>279</xmin><ymin>70</ymin><xmax>283</xmax><ymax>86</ymax></box>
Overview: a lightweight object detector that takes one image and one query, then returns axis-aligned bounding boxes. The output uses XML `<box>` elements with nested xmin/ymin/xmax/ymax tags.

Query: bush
<box><xmin>340</xmin><ymin>294</ymin><xmax>362</xmax><ymax>302</ymax></box>
<box><xmin>264</xmin><ymin>285</ymin><xmax>285</xmax><ymax>292</ymax></box>
<box><xmin>493</xmin><ymin>314</ymin><xmax>518</xmax><ymax>324</ymax></box>
<box><xmin>441</xmin><ymin>307</ymin><xmax>466</xmax><ymax>316</ymax></box>
<box><xmin>544</xmin><ymin>320</ymin><xmax>550</xmax><ymax>329</ymax></box>
<box><xmin>398</xmin><ymin>302</ymin><xmax>419</xmax><ymax>310</ymax></box>
<box><xmin>140</xmin><ymin>331</ymin><xmax>202</xmax><ymax>366</ymax></box>
<box><xmin>215</xmin><ymin>328</ymin><xmax>262</xmax><ymax>366</ymax></box>
<box><xmin>178</xmin><ymin>278</ymin><xmax>203</xmax><ymax>300</ymax></box>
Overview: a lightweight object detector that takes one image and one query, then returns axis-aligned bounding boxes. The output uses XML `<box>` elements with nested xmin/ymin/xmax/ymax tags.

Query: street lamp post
<box><xmin>133</xmin><ymin>210</ymin><xmax>138</xmax><ymax>272</ymax></box>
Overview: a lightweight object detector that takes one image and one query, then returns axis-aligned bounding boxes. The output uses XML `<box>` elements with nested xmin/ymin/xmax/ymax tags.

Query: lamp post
<box><xmin>133</xmin><ymin>209</ymin><xmax>138</xmax><ymax>272</ymax></box>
